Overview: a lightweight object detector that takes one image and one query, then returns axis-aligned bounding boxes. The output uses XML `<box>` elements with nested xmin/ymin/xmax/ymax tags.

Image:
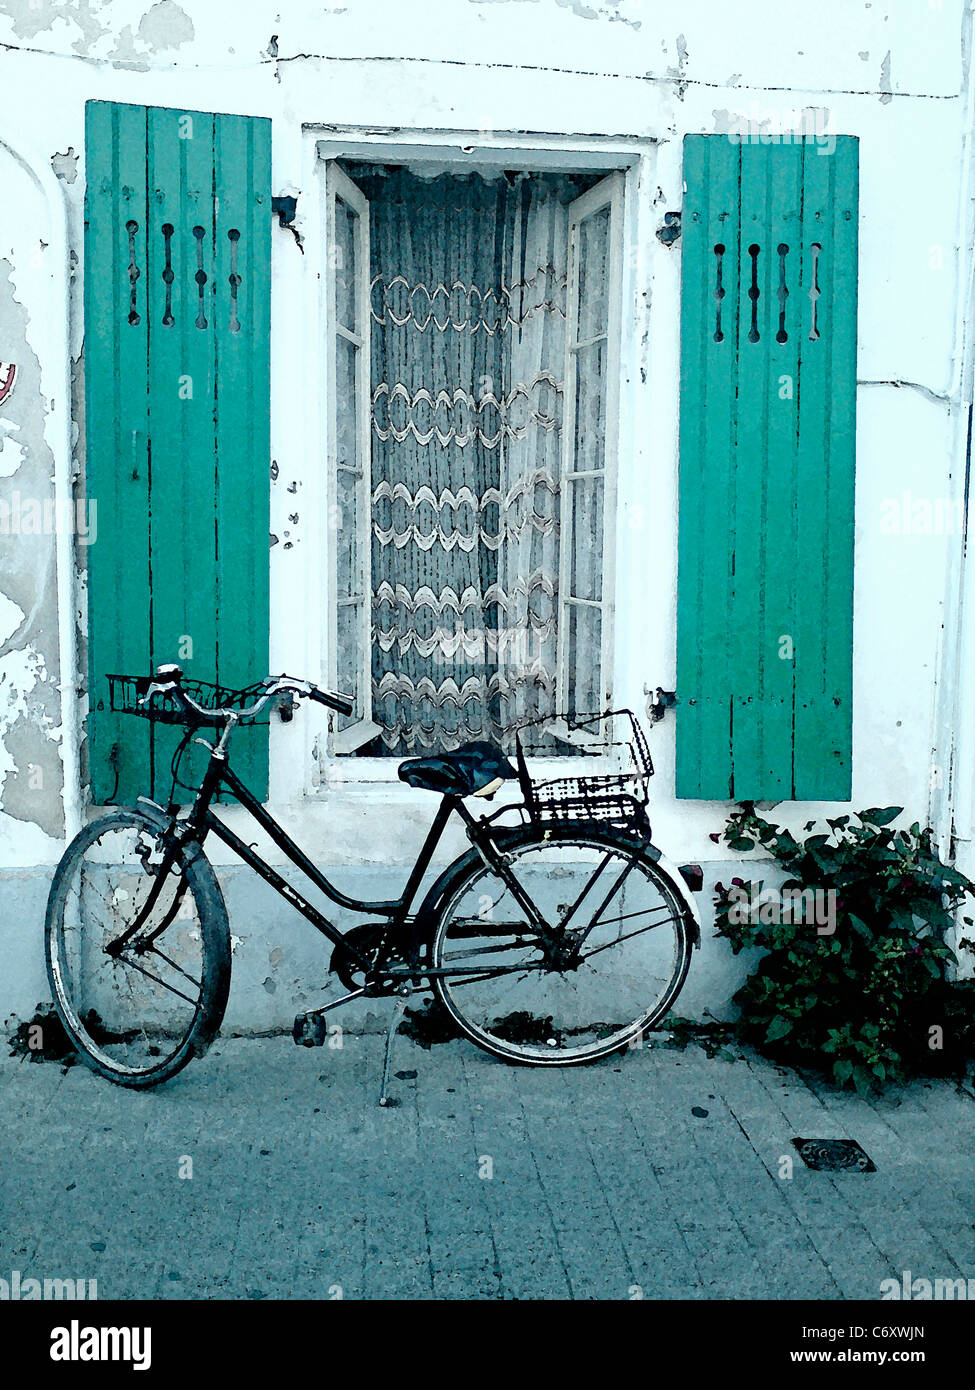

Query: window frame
<box><xmin>323</xmin><ymin>160</ymin><xmax>380</xmax><ymax>754</ymax></box>
<box><xmin>293</xmin><ymin>133</ymin><xmax>645</xmax><ymax>790</ymax></box>
<box><xmin>555</xmin><ymin>170</ymin><xmax>625</xmax><ymax>736</ymax></box>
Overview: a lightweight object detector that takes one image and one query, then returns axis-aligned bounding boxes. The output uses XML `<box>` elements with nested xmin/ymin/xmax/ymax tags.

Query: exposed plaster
<box><xmin>710</xmin><ymin>104</ymin><xmax>833</xmax><ymax>136</ymax></box>
<box><xmin>0</xmin><ymin>419</ymin><xmax>25</xmax><ymax>477</ymax></box>
<box><xmin>0</xmin><ymin>253</ymin><xmax>64</xmax><ymax>840</ymax></box>
<box><xmin>469</xmin><ymin>0</ymin><xmax>640</xmax><ymax>27</ymax></box>
<box><xmin>671</xmin><ymin>33</ymin><xmax>689</xmax><ymax>100</ymax></box>
<box><xmin>0</xmin><ymin>0</ymin><xmax>109</xmax><ymax>51</ymax></box>
<box><xmin>136</xmin><ymin>0</ymin><xmax>194</xmax><ymax>52</ymax></box>
<box><xmin>50</xmin><ymin>148</ymin><xmax>78</xmax><ymax>184</ymax></box>
<box><xmin>880</xmin><ymin>49</ymin><xmax>893</xmax><ymax>103</ymax></box>
<box><xmin>106</xmin><ymin>24</ymin><xmax>150</xmax><ymax>71</ymax></box>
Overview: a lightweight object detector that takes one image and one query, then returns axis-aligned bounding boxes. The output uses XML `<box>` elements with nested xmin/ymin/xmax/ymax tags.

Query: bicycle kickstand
<box><xmin>378</xmin><ymin>992</ymin><xmax>411</xmax><ymax>1108</ymax></box>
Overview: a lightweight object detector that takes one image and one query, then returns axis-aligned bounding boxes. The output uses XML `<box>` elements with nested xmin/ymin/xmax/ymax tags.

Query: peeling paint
<box><xmin>50</xmin><ymin>148</ymin><xmax>78</xmax><ymax>184</ymax></box>
<box><xmin>0</xmin><ymin>0</ymin><xmax>109</xmax><ymax>51</ymax></box>
<box><xmin>0</xmin><ymin>419</ymin><xmax>25</xmax><ymax>478</ymax></box>
<box><xmin>469</xmin><ymin>0</ymin><xmax>640</xmax><ymax>29</ymax></box>
<box><xmin>0</xmin><ymin>592</ymin><xmax>25</xmax><ymax>647</ymax></box>
<box><xmin>675</xmin><ymin>32</ymin><xmax>689</xmax><ymax>99</ymax></box>
<box><xmin>880</xmin><ymin>49</ymin><xmax>892</xmax><ymax>103</ymax></box>
<box><xmin>137</xmin><ymin>0</ymin><xmax>195</xmax><ymax>52</ymax></box>
<box><xmin>106</xmin><ymin>24</ymin><xmax>151</xmax><ymax>72</ymax></box>
<box><xmin>0</xmin><ymin>252</ymin><xmax>63</xmax><ymax>841</ymax></box>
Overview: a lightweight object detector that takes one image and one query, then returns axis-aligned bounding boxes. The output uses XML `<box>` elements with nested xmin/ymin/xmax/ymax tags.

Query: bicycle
<box><xmin>45</xmin><ymin>663</ymin><xmax>703</xmax><ymax>1098</ymax></box>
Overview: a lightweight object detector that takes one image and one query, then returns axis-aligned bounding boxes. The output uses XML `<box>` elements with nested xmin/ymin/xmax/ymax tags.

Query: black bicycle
<box><xmin>45</xmin><ymin>663</ymin><xmax>701</xmax><ymax>1092</ymax></box>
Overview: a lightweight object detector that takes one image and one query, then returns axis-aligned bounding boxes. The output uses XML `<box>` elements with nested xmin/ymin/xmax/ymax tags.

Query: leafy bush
<box><xmin>712</xmin><ymin>805</ymin><xmax>975</xmax><ymax>1092</ymax></box>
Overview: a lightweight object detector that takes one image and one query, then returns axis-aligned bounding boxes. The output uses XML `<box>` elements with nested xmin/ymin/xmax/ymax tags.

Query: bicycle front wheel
<box><xmin>45</xmin><ymin>809</ymin><xmax>231</xmax><ymax>1087</ymax></box>
<box><xmin>430</xmin><ymin>824</ymin><xmax>694</xmax><ymax>1065</ymax></box>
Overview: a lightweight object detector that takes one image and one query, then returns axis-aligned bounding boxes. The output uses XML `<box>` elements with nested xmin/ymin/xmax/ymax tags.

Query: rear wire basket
<box><xmin>107</xmin><ymin>673</ymin><xmax>273</xmax><ymax>726</ymax></box>
<box><xmin>514</xmin><ymin>709</ymin><xmax>653</xmax><ymax>831</ymax></box>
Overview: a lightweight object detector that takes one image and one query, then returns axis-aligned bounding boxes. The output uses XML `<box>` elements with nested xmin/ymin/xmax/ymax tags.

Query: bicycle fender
<box><xmin>414</xmin><ymin>824</ymin><xmax>702</xmax><ymax>949</ymax></box>
<box><xmin>412</xmin><ymin>843</ymin><xmax>486</xmax><ymax>940</ymax></box>
<box><xmin>134</xmin><ymin>797</ymin><xmax>211</xmax><ymax>868</ymax></box>
<box><xmin>645</xmin><ymin>842</ymin><xmax>703</xmax><ymax>948</ymax></box>
<box><xmin>411</xmin><ymin>821</ymin><xmax>545</xmax><ymax>939</ymax></box>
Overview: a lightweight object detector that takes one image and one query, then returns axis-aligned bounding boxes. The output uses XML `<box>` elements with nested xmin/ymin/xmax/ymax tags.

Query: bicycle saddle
<box><xmin>397</xmin><ymin>740</ymin><xmax>517</xmax><ymax>798</ymax></box>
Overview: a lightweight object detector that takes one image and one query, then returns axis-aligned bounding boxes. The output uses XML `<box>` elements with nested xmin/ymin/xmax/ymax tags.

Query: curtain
<box><xmin>353</xmin><ymin>165</ymin><xmax>596</xmax><ymax>754</ymax></box>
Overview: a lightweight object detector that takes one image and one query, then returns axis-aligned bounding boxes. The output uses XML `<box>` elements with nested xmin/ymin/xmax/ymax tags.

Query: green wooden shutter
<box><xmin>676</xmin><ymin>134</ymin><xmax>858</xmax><ymax>801</ymax></box>
<box><xmin>85</xmin><ymin>100</ymin><xmax>271</xmax><ymax>804</ymax></box>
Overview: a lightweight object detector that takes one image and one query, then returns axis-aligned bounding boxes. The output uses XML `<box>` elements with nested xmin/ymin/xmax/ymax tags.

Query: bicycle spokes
<box><xmin>432</xmin><ymin>832</ymin><xmax>691</xmax><ymax>1062</ymax></box>
<box><xmin>49</xmin><ymin>820</ymin><xmax>210</xmax><ymax>1077</ymax></box>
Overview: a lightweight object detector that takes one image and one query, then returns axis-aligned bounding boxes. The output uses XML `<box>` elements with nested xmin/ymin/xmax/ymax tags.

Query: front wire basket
<box><xmin>107</xmin><ymin>673</ymin><xmax>273</xmax><ymax>726</ymax></box>
<box><xmin>514</xmin><ymin>709</ymin><xmax>653</xmax><ymax>830</ymax></box>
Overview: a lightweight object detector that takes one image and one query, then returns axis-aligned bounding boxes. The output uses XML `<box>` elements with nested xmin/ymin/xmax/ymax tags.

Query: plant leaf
<box><xmin>765</xmin><ymin>1016</ymin><xmax>793</xmax><ymax>1042</ymax></box>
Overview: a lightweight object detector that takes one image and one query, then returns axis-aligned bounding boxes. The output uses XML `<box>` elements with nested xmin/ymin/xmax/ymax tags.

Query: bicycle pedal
<box><xmin>292</xmin><ymin>1013</ymin><xmax>327</xmax><ymax>1047</ymax></box>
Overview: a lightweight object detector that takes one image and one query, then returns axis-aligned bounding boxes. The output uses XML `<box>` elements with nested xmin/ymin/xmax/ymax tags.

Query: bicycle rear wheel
<box><xmin>45</xmin><ymin>809</ymin><xmax>230</xmax><ymax>1087</ymax></box>
<box><xmin>429</xmin><ymin>824</ymin><xmax>694</xmax><ymax>1065</ymax></box>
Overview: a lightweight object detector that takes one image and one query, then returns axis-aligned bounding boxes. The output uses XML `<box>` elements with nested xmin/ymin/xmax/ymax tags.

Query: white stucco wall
<box><xmin>1</xmin><ymin>0</ymin><xmax>973</xmax><ymax>1025</ymax></box>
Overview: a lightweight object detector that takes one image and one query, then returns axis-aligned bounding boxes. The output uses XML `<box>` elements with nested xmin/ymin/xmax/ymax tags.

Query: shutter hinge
<box><xmin>272</xmin><ymin>195</ymin><xmax>303</xmax><ymax>254</ymax></box>
<box><xmin>646</xmin><ymin>686</ymin><xmax>677</xmax><ymax>723</ymax></box>
<box><xmin>656</xmin><ymin>211</ymin><xmax>681</xmax><ymax>247</ymax></box>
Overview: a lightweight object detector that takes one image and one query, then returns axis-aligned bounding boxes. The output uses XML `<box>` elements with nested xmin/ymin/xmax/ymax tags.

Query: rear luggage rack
<box><xmin>514</xmin><ymin>709</ymin><xmax>653</xmax><ymax>831</ymax></box>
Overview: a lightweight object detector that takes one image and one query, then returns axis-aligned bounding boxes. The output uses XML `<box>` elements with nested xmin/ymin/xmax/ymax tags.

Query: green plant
<box><xmin>712</xmin><ymin>805</ymin><xmax>975</xmax><ymax>1093</ymax></box>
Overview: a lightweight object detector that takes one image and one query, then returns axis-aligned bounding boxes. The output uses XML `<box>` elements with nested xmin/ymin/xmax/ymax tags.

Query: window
<box><xmin>323</xmin><ymin>159</ymin><xmax>624</xmax><ymax>756</ymax></box>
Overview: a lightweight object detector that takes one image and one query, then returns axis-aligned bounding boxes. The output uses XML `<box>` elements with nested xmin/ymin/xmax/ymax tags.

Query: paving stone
<box><xmin>1</xmin><ymin>1035</ymin><xmax>974</xmax><ymax>1300</ymax></box>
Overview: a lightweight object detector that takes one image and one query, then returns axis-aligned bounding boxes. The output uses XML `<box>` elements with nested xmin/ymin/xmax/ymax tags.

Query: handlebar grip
<box><xmin>308</xmin><ymin>686</ymin><xmax>354</xmax><ymax>717</ymax></box>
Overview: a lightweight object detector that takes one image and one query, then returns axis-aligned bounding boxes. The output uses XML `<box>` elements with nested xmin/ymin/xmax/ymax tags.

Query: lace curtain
<box><xmin>350</xmin><ymin>166</ymin><xmax>600</xmax><ymax>755</ymax></box>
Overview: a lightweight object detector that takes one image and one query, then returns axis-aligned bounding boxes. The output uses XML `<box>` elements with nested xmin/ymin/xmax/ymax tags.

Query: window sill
<box><xmin>314</xmin><ymin>753</ymin><xmax>620</xmax><ymax>789</ymax></box>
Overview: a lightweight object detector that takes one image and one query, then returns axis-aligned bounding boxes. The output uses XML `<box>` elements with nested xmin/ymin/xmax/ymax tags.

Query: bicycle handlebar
<box><xmin>139</xmin><ymin>665</ymin><xmax>354</xmax><ymax>724</ymax></box>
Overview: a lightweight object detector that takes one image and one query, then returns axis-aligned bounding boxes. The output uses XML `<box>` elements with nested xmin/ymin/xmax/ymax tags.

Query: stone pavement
<box><xmin>2</xmin><ymin>1031</ymin><xmax>974</xmax><ymax>1301</ymax></box>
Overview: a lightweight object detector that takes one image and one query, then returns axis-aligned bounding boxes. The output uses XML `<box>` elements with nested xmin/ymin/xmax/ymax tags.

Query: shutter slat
<box><xmin>793</xmin><ymin>139</ymin><xmax>858</xmax><ymax>798</ymax></box>
<box><xmin>731</xmin><ymin>142</ymin><xmax>774</xmax><ymax>794</ymax></box>
<box><xmin>823</xmin><ymin>142</ymin><xmax>858</xmax><ymax>795</ymax></box>
<box><xmin>758</xmin><ymin>145</ymin><xmax>803</xmax><ymax>797</ymax></box>
<box><xmin>213</xmin><ymin>113</ymin><xmax>271</xmax><ymax>797</ymax></box>
<box><xmin>793</xmin><ymin>143</ymin><xmax>833</xmax><ymax>794</ymax></box>
<box><xmin>675</xmin><ymin>134</ymin><xmax>709</xmax><ymax>797</ymax></box>
<box><xmin>147</xmin><ymin>106</ymin><xmax>218</xmax><ymax>795</ymax></box>
<box><xmin>85</xmin><ymin>101</ymin><xmax>152</xmax><ymax>802</ymax></box>
<box><xmin>676</xmin><ymin>135</ymin><xmax>739</xmax><ymax>798</ymax></box>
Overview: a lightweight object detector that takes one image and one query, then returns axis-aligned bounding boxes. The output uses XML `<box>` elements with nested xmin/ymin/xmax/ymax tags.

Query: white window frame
<box><xmin>554</xmin><ymin>170</ymin><xmax>625</xmax><ymax>744</ymax></box>
<box><xmin>323</xmin><ymin>161</ymin><xmax>381</xmax><ymax>754</ymax></box>
<box><xmin>290</xmin><ymin>130</ymin><xmax>646</xmax><ymax>791</ymax></box>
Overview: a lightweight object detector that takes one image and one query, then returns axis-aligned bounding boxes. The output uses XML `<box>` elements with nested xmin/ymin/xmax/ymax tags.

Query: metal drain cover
<box><xmin>793</xmin><ymin>1138</ymin><xmax>876</xmax><ymax>1172</ymax></box>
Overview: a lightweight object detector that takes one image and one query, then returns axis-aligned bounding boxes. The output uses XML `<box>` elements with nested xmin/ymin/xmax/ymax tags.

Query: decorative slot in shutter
<box><xmin>676</xmin><ymin>134</ymin><xmax>858</xmax><ymax>801</ymax></box>
<box><xmin>85</xmin><ymin>100</ymin><xmax>271</xmax><ymax>804</ymax></box>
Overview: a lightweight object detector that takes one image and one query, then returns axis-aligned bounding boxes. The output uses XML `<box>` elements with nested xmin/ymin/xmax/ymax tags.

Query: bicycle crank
<box><xmin>292</xmin><ymin>987</ymin><xmax>367</xmax><ymax>1046</ymax></box>
<box><xmin>328</xmin><ymin>923</ymin><xmax>387</xmax><ymax>990</ymax></box>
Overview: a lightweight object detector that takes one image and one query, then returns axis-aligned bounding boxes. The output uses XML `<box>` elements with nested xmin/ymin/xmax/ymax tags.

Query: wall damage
<box><xmin>0</xmin><ymin>257</ymin><xmax>63</xmax><ymax>846</ymax></box>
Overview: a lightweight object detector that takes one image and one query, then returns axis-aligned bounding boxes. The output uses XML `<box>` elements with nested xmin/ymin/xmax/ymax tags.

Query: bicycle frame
<box><xmin>113</xmin><ymin>733</ymin><xmax>542</xmax><ymax>981</ymax></box>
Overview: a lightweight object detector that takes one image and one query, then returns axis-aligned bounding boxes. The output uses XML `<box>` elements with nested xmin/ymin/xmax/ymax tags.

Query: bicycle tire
<box><xmin>428</xmin><ymin>821</ymin><xmax>695</xmax><ymax>1066</ymax></box>
<box><xmin>45</xmin><ymin>807</ymin><xmax>231</xmax><ymax>1088</ymax></box>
